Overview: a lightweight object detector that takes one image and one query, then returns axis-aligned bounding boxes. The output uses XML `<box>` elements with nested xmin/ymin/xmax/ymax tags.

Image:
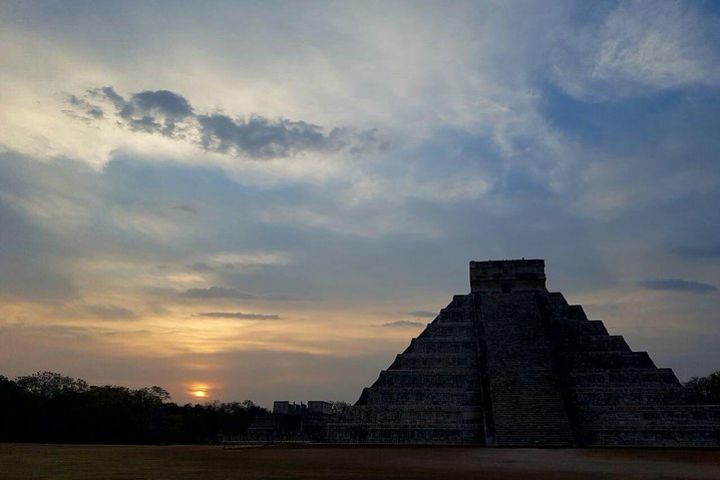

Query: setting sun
<box><xmin>188</xmin><ymin>384</ymin><xmax>210</xmax><ymax>399</ymax></box>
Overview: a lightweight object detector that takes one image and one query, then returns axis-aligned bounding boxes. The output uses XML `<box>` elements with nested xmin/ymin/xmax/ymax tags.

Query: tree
<box><xmin>330</xmin><ymin>401</ymin><xmax>352</xmax><ymax>415</ymax></box>
<box><xmin>135</xmin><ymin>386</ymin><xmax>172</xmax><ymax>404</ymax></box>
<box><xmin>685</xmin><ymin>370</ymin><xmax>720</xmax><ymax>404</ymax></box>
<box><xmin>15</xmin><ymin>371</ymin><xmax>88</xmax><ymax>398</ymax></box>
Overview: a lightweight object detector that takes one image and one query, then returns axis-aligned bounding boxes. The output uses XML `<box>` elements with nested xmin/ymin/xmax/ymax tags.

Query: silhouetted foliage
<box><xmin>0</xmin><ymin>371</ymin><xmax>267</xmax><ymax>444</ymax></box>
<box><xmin>685</xmin><ymin>370</ymin><xmax>720</xmax><ymax>404</ymax></box>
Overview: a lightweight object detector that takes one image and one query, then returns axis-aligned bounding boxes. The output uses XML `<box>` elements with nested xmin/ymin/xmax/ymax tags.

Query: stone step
<box><xmin>548</xmin><ymin>318</ymin><xmax>609</xmax><ymax>336</ymax></box>
<box><xmin>558</xmin><ymin>335</ymin><xmax>630</xmax><ymax>352</ymax></box>
<box><xmin>569</xmin><ymin>387</ymin><xmax>689</xmax><ymax>406</ymax></box>
<box><xmin>567</xmin><ymin>368</ymin><xmax>679</xmax><ymax>385</ymax></box>
<box><xmin>560</xmin><ymin>351</ymin><xmax>656</xmax><ymax>369</ymax></box>
<box><xmin>363</xmin><ymin>388</ymin><xmax>482</xmax><ymax>405</ymax></box>
<box><xmin>352</xmin><ymin>412</ymin><xmax>484</xmax><ymax>424</ymax></box>
<box><xmin>371</xmin><ymin>373</ymin><xmax>482</xmax><ymax>389</ymax></box>
<box><xmin>578</xmin><ymin>404</ymin><xmax>720</xmax><ymax>419</ymax></box>
<box><xmin>403</xmin><ymin>338</ymin><xmax>476</xmax><ymax>355</ymax></box>
<box><xmin>419</xmin><ymin>324</ymin><xmax>476</xmax><ymax>338</ymax></box>
<box><xmin>389</xmin><ymin>356</ymin><xmax>479</xmax><ymax>369</ymax></box>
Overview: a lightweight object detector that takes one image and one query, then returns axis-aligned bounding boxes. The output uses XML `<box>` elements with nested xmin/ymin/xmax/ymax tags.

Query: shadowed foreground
<box><xmin>2</xmin><ymin>444</ymin><xmax>720</xmax><ymax>480</ymax></box>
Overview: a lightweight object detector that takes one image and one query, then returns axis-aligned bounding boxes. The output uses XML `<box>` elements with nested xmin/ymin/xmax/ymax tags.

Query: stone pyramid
<box><xmin>327</xmin><ymin>259</ymin><xmax>720</xmax><ymax>446</ymax></box>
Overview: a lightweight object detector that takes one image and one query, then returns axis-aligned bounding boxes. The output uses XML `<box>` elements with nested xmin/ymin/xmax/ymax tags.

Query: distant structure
<box><xmin>327</xmin><ymin>259</ymin><xmax>720</xmax><ymax>446</ymax></box>
<box><xmin>243</xmin><ymin>400</ymin><xmax>337</xmax><ymax>442</ymax></box>
<box><xmin>272</xmin><ymin>400</ymin><xmax>334</xmax><ymax>416</ymax></box>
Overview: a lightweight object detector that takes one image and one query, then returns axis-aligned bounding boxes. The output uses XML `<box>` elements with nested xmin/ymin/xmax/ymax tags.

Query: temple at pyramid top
<box><xmin>469</xmin><ymin>258</ymin><xmax>546</xmax><ymax>293</ymax></box>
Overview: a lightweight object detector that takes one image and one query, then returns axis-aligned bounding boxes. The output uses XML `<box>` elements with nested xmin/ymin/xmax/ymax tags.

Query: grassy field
<box><xmin>1</xmin><ymin>444</ymin><xmax>719</xmax><ymax>480</ymax></box>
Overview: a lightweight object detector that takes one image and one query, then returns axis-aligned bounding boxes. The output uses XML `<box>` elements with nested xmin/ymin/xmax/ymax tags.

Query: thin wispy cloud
<box><xmin>181</xmin><ymin>286</ymin><xmax>300</xmax><ymax>301</ymax></box>
<box><xmin>672</xmin><ymin>244</ymin><xmax>720</xmax><ymax>260</ymax></box>
<box><xmin>638</xmin><ymin>279</ymin><xmax>718</xmax><ymax>294</ymax></box>
<box><xmin>197</xmin><ymin>312</ymin><xmax>281</xmax><ymax>320</ymax></box>
<box><xmin>82</xmin><ymin>304</ymin><xmax>136</xmax><ymax>320</ymax></box>
<box><xmin>174</xmin><ymin>204</ymin><xmax>197</xmax><ymax>214</ymax></box>
<box><xmin>376</xmin><ymin>321</ymin><xmax>426</xmax><ymax>328</ymax></box>
<box><xmin>181</xmin><ymin>286</ymin><xmax>259</xmax><ymax>299</ymax></box>
<box><xmin>190</xmin><ymin>263</ymin><xmax>215</xmax><ymax>273</ymax></box>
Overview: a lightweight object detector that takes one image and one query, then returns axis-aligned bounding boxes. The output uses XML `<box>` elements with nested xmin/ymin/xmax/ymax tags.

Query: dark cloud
<box><xmin>96</xmin><ymin>86</ymin><xmax>124</xmax><ymax>109</ymax></box>
<box><xmin>174</xmin><ymin>204</ymin><xmax>196</xmax><ymax>214</ymax></box>
<box><xmin>67</xmin><ymin>87</ymin><xmax>387</xmax><ymax>159</ymax></box>
<box><xmin>198</xmin><ymin>113</ymin><xmax>324</xmax><ymax>158</ymax></box>
<box><xmin>377</xmin><ymin>320</ymin><xmax>425</xmax><ymax>328</ymax></box>
<box><xmin>190</xmin><ymin>262</ymin><xmax>215</xmax><ymax>273</ymax></box>
<box><xmin>672</xmin><ymin>244</ymin><xmax>720</xmax><ymax>260</ymax></box>
<box><xmin>408</xmin><ymin>310</ymin><xmax>436</xmax><ymax>318</ymax></box>
<box><xmin>65</xmin><ymin>94</ymin><xmax>104</xmax><ymax>120</ymax></box>
<box><xmin>86</xmin><ymin>87</ymin><xmax>193</xmax><ymax>136</ymax></box>
<box><xmin>196</xmin><ymin>312</ymin><xmax>280</xmax><ymax>320</ymax></box>
<box><xmin>180</xmin><ymin>286</ymin><xmax>298</xmax><ymax>301</ymax></box>
<box><xmin>638</xmin><ymin>279</ymin><xmax>717</xmax><ymax>294</ymax></box>
<box><xmin>83</xmin><ymin>304</ymin><xmax>136</xmax><ymax>320</ymax></box>
<box><xmin>128</xmin><ymin>90</ymin><xmax>193</xmax><ymax>119</ymax></box>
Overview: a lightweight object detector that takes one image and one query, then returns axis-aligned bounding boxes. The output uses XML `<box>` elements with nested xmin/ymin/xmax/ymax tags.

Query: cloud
<box><xmin>173</xmin><ymin>204</ymin><xmax>196</xmax><ymax>214</ymax></box>
<box><xmin>86</xmin><ymin>87</ymin><xmax>193</xmax><ymax>136</ymax></box>
<box><xmin>672</xmin><ymin>244</ymin><xmax>720</xmax><ymax>260</ymax></box>
<box><xmin>190</xmin><ymin>262</ymin><xmax>215</xmax><ymax>273</ymax></box>
<box><xmin>67</xmin><ymin>87</ymin><xmax>387</xmax><ymax>160</ymax></box>
<box><xmin>124</xmin><ymin>90</ymin><xmax>193</xmax><ymax>119</ymax></box>
<box><xmin>196</xmin><ymin>312</ymin><xmax>280</xmax><ymax>320</ymax></box>
<box><xmin>552</xmin><ymin>1</ymin><xmax>720</xmax><ymax>100</ymax></box>
<box><xmin>638</xmin><ymin>279</ymin><xmax>717</xmax><ymax>294</ymax></box>
<box><xmin>376</xmin><ymin>320</ymin><xmax>425</xmax><ymax>328</ymax></box>
<box><xmin>180</xmin><ymin>286</ymin><xmax>298</xmax><ymax>301</ymax></box>
<box><xmin>65</xmin><ymin>94</ymin><xmax>104</xmax><ymax>120</ymax></box>
<box><xmin>82</xmin><ymin>304</ymin><xmax>136</xmax><ymax>320</ymax></box>
<box><xmin>181</xmin><ymin>286</ymin><xmax>257</xmax><ymax>299</ymax></box>
<box><xmin>0</xmin><ymin>191</ymin><xmax>77</xmax><ymax>302</ymax></box>
<box><xmin>408</xmin><ymin>310</ymin><xmax>436</xmax><ymax>318</ymax></box>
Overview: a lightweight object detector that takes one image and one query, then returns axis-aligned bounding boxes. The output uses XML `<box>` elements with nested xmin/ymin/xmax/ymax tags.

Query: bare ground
<box><xmin>1</xmin><ymin>444</ymin><xmax>719</xmax><ymax>480</ymax></box>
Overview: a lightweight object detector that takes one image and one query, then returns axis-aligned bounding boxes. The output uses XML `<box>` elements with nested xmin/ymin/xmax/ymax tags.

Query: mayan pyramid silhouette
<box><xmin>327</xmin><ymin>259</ymin><xmax>720</xmax><ymax>446</ymax></box>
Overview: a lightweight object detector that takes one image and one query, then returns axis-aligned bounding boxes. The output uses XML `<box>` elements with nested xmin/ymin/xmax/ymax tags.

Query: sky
<box><xmin>1</xmin><ymin>0</ymin><xmax>719</xmax><ymax>406</ymax></box>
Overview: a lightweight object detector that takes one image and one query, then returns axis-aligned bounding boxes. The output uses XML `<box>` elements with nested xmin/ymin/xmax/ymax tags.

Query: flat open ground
<box><xmin>1</xmin><ymin>444</ymin><xmax>719</xmax><ymax>480</ymax></box>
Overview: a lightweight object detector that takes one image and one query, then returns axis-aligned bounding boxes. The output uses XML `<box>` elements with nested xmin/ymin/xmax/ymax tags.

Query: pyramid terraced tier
<box><xmin>327</xmin><ymin>259</ymin><xmax>720</xmax><ymax>446</ymax></box>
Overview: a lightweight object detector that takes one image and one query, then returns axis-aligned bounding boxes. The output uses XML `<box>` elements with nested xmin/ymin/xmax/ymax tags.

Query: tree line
<box><xmin>1</xmin><ymin>369</ymin><xmax>718</xmax><ymax>445</ymax></box>
<box><xmin>0</xmin><ymin>371</ymin><xmax>267</xmax><ymax>444</ymax></box>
